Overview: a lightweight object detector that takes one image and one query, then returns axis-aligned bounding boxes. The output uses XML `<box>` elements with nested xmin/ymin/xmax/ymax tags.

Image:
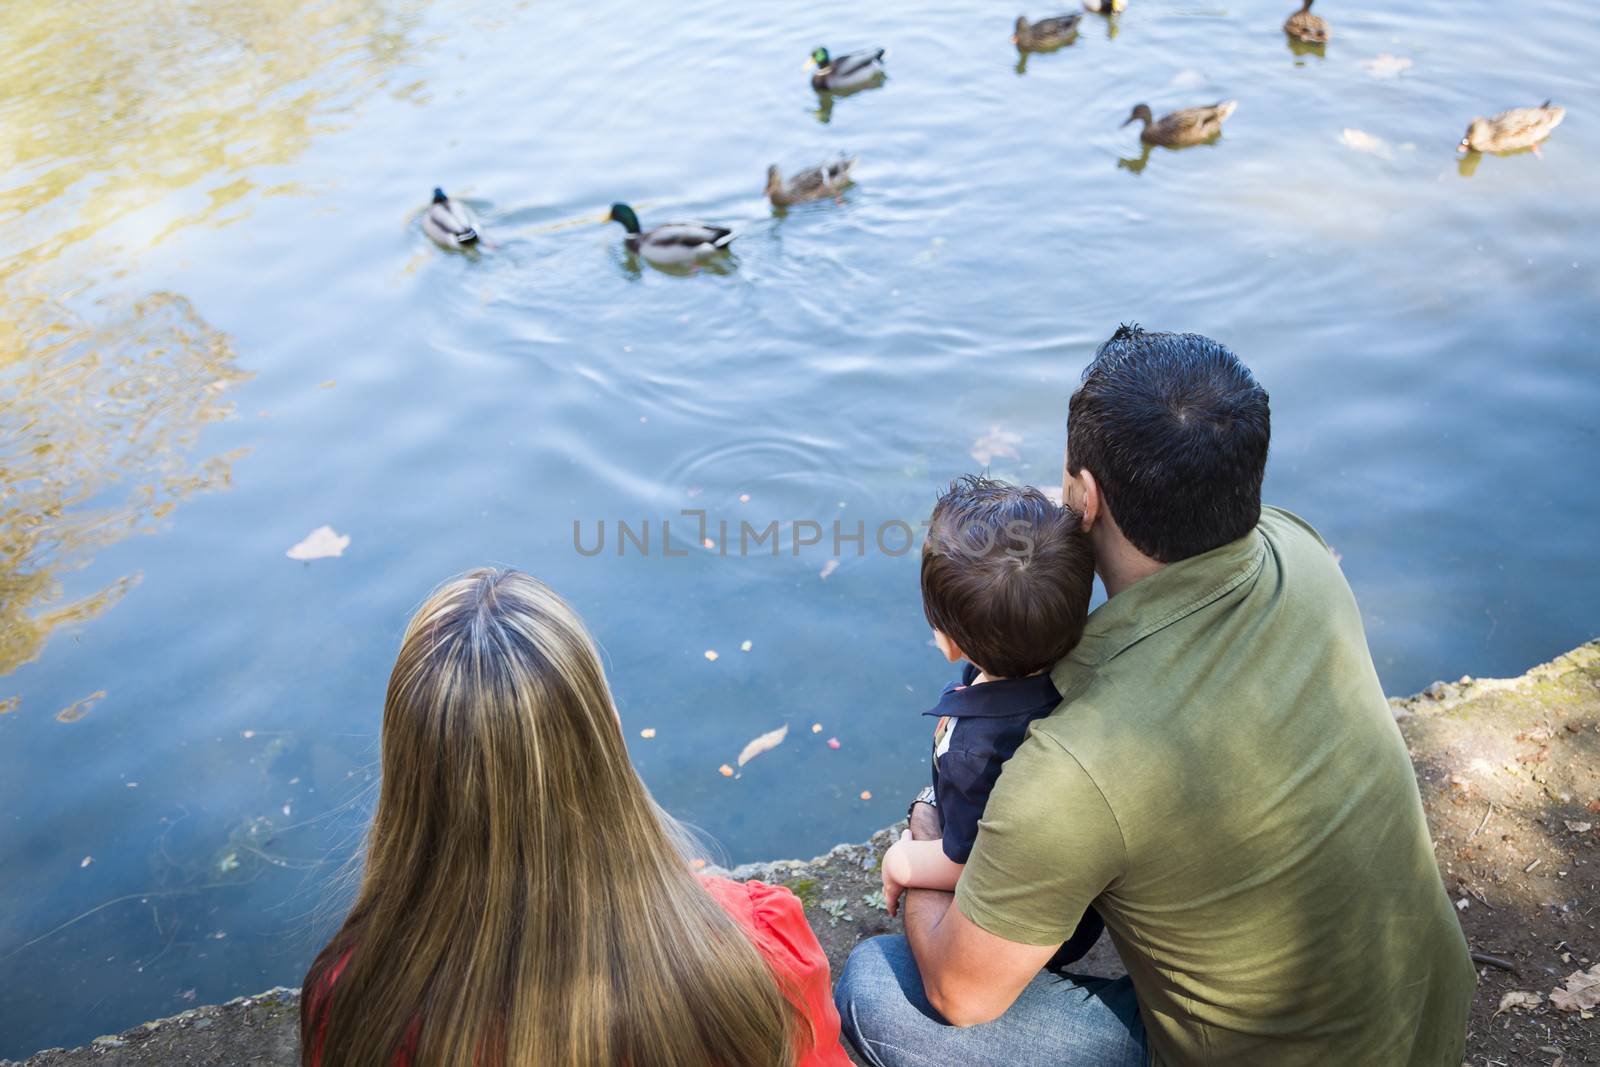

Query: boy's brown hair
<box><xmin>921</xmin><ymin>476</ymin><xmax>1096</xmax><ymax>679</ymax></box>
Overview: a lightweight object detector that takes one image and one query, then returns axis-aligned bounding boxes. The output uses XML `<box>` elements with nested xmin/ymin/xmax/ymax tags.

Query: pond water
<box><xmin>2</xmin><ymin>0</ymin><xmax>1597</xmax><ymax>1054</ymax></box>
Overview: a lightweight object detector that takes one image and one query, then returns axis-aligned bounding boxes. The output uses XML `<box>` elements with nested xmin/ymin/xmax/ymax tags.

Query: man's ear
<box><xmin>1068</xmin><ymin>467</ymin><xmax>1102</xmax><ymax>532</ymax></box>
<box><xmin>932</xmin><ymin>630</ymin><xmax>964</xmax><ymax>664</ymax></box>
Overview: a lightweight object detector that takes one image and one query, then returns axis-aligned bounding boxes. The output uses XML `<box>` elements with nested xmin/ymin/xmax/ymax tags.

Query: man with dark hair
<box><xmin>836</xmin><ymin>326</ymin><xmax>1475</xmax><ymax>1066</ymax></box>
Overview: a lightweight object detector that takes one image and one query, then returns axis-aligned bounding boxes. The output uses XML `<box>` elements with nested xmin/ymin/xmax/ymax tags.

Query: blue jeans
<box><xmin>834</xmin><ymin>936</ymin><xmax>1148</xmax><ymax>1067</ymax></box>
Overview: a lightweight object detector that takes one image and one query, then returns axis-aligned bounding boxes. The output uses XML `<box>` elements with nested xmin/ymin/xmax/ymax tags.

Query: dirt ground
<box><xmin>11</xmin><ymin>641</ymin><xmax>1598</xmax><ymax>1066</ymax></box>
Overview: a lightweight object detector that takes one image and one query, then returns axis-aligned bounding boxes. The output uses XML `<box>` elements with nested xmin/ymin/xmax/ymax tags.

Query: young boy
<box><xmin>882</xmin><ymin>475</ymin><xmax>1104</xmax><ymax>970</ymax></box>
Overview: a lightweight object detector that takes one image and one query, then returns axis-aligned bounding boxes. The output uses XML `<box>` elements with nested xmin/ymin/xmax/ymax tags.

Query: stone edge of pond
<box><xmin>10</xmin><ymin>637</ymin><xmax>1598</xmax><ymax>1066</ymax></box>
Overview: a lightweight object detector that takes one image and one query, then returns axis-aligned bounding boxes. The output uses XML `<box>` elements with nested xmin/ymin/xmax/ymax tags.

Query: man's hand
<box><xmin>908</xmin><ymin>799</ymin><xmax>943</xmax><ymax>842</ymax></box>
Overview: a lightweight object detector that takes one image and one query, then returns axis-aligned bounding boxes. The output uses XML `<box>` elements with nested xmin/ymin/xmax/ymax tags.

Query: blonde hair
<box><xmin>303</xmin><ymin>568</ymin><xmax>797</xmax><ymax>1066</ymax></box>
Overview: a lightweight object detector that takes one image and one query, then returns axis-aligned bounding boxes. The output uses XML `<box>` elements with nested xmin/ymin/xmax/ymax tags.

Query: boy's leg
<box><xmin>1047</xmin><ymin>907</ymin><xmax>1107</xmax><ymax>973</ymax></box>
<box><xmin>834</xmin><ymin>935</ymin><xmax>1146</xmax><ymax>1067</ymax></box>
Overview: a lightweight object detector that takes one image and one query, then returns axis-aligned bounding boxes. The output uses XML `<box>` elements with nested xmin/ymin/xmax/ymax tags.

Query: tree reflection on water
<box><xmin>0</xmin><ymin>291</ymin><xmax>249</xmax><ymax>699</ymax></box>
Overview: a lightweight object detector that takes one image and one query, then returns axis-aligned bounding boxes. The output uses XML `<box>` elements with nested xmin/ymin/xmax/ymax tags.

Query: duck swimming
<box><xmin>1123</xmin><ymin>101</ymin><xmax>1237</xmax><ymax>147</ymax></box>
<box><xmin>766</xmin><ymin>158</ymin><xmax>856</xmax><ymax>207</ymax></box>
<box><xmin>1459</xmin><ymin>101</ymin><xmax>1564</xmax><ymax>154</ymax></box>
<box><xmin>605</xmin><ymin>203</ymin><xmax>734</xmax><ymax>264</ymax></box>
<box><xmin>808</xmin><ymin>47</ymin><xmax>887</xmax><ymax>92</ymax></box>
<box><xmin>1013</xmin><ymin>14</ymin><xmax>1083</xmax><ymax>50</ymax></box>
<box><xmin>1283</xmin><ymin>0</ymin><xmax>1330</xmax><ymax>43</ymax></box>
<box><xmin>422</xmin><ymin>188</ymin><xmax>478</xmax><ymax>248</ymax></box>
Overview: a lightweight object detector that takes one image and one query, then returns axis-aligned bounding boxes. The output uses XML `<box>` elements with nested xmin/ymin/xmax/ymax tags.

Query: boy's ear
<box><xmin>932</xmin><ymin>630</ymin><xmax>964</xmax><ymax>664</ymax></box>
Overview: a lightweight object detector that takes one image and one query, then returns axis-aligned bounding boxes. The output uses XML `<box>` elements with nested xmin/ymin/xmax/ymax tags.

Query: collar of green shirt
<box><xmin>1052</xmin><ymin>524</ymin><xmax>1268</xmax><ymax>692</ymax></box>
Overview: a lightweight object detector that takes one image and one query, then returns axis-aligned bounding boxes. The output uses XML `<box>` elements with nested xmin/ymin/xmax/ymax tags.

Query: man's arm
<box><xmin>901</xmin><ymin>802</ymin><xmax>1060</xmax><ymax>1027</ymax></box>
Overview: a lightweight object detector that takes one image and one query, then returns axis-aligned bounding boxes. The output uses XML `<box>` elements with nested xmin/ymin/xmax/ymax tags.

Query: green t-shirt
<box><xmin>955</xmin><ymin>507</ymin><xmax>1475</xmax><ymax>1066</ymax></box>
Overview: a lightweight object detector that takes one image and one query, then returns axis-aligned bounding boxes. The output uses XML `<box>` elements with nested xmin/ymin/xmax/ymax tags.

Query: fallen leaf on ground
<box><xmin>56</xmin><ymin>690</ymin><xmax>106</xmax><ymax>723</ymax></box>
<box><xmin>819</xmin><ymin>559</ymin><xmax>840</xmax><ymax>580</ymax></box>
<box><xmin>639</xmin><ymin>728</ymin><xmax>657</xmax><ymax>739</ymax></box>
<box><xmin>704</xmin><ymin>650</ymin><xmax>719</xmax><ymax>662</ymax></box>
<box><xmin>1361</xmin><ymin>53</ymin><xmax>1413</xmax><ymax>78</ymax></box>
<box><xmin>286</xmin><ymin>525</ymin><xmax>350</xmax><ymax>561</ymax></box>
<box><xmin>970</xmin><ymin>426</ymin><xmax>1023</xmax><ymax>466</ymax></box>
<box><xmin>1495</xmin><ymin>990</ymin><xmax>1543</xmax><ymax>1016</ymax></box>
<box><xmin>1550</xmin><ymin>966</ymin><xmax>1600</xmax><ymax>1012</ymax></box>
<box><xmin>860</xmin><ymin>790</ymin><xmax>873</xmax><ymax>801</ymax></box>
<box><xmin>80</xmin><ymin>856</ymin><xmax>93</xmax><ymax>868</ymax></box>
<box><xmin>828</xmin><ymin>737</ymin><xmax>841</xmax><ymax>750</ymax></box>
<box><xmin>738</xmin><ymin>724</ymin><xmax>789</xmax><ymax>768</ymax></box>
<box><xmin>740</xmin><ymin>640</ymin><xmax>753</xmax><ymax>652</ymax></box>
<box><xmin>1339</xmin><ymin>128</ymin><xmax>1391</xmax><ymax>158</ymax></box>
<box><xmin>718</xmin><ymin>764</ymin><xmax>735</xmax><ymax>777</ymax></box>
<box><xmin>1565</xmin><ymin>820</ymin><xmax>1593</xmax><ymax>833</ymax></box>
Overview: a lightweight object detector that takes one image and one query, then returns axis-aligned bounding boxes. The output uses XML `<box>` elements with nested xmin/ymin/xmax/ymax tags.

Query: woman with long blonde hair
<box><xmin>302</xmin><ymin>568</ymin><xmax>850</xmax><ymax>1067</ymax></box>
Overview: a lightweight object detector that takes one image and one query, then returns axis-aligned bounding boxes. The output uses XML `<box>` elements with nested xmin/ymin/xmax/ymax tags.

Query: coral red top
<box><xmin>697</xmin><ymin>875</ymin><xmax>852</xmax><ymax>1067</ymax></box>
<box><xmin>307</xmin><ymin>876</ymin><xmax>849</xmax><ymax>1067</ymax></box>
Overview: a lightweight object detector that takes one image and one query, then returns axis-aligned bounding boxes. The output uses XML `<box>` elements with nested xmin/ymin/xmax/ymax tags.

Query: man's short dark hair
<box><xmin>921</xmin><ymin>476</ymin><xmax>1096</xmax><ymax>679</ymax></box>
<box><xmin>1067</xmin><ymin>324</ymin><xmax>1270</xmax><ymax>564</ymax></box>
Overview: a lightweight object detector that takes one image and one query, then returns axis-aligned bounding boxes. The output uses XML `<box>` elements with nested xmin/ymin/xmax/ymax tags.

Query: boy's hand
<box><xmin>882</xmin><ymin>830</ymin><xmax>912</xmax><ymax>918</ymax></box>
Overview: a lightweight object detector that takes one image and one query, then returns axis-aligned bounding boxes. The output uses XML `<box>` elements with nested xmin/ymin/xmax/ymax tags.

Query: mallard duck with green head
<box><xmin>808</xmin><ymin>47</ymin><xmax>886</xmax><ymax>92</ymax></box>
<box><xmin>766</xmin><ymin>157</ymin><xmax>856</xmax><ymax>207</ymax></box>
<box><xmin>1283</xmin><ymin>0</ymin><xmax>1330</xmax><ymax>44</ymax></box>
<box><xmin>605</xmin><ymin>203</ymin><xmax>734</xmax><ymax>264</ymax></box>
<box><xmin>1459</xmin><ymin>101</ymin><xmax>1564</xmax><ymax>154</ymax></box>
<box><xmin>1123</xmin><ymin>101</ymin><xmax>1237</xmax><ymax>146</ymax></box>
<box><xmin>1013</xmin><ymin>14</ymin><xmax>1082</xmax><ymax>50</ymax></box>
<box><xmin>422</xmin><ymin>187</ymin><xmax>478</xmax><ymax>249</ymax></box>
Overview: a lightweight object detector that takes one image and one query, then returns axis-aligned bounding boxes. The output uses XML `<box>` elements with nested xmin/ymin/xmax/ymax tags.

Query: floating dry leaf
<box><xmin>639</xmin><ymin>727</ymin><xmax>657</xmax><ymax>739</ymax></box>
<box><xmin>286</xmin><ymin>525</ymin><xmax>349</xmax><ymax>561</ymax></box>
<box><xmin>1495</xmin><ymin>990</ymin><xmax>1543</xmax><ymax>1016</ymax></box>
<box><xmin>218</xmin><ymin>852</ymin><xmax>240</xmax><ymax>874</ymax></box>
<box><xmin>859</xmin><ymin>790</ymin><xmax>873</xmax><ymax>801</ymax></box>
<box><xmin>819</xmin><ymin>559</ymin><xmax>840</xmax><ymax>580</ymax></box>
<box><xmin>702</xmin><ymin>538</ymin><xmax>716</xmax><ymax>550</ymax></box>
<box><xmin>704</xmin><ymin>649</ymin><xmax>719</xmax><ymax>662</ymax></box>
<box><xmin>1361</xmin><ymin>53</ymin><xmax>1413</xmax><ymax>79</ymax></box>
<box><xmin>811</xmin><ymin>723</ymin><xmax>823</xmax><ymax>734</ymax></box>
<box><xmin>970</xmin><ymin>426</ymin><xmax>1023</xmax><ymax>466</ymax></box>
<box><xmin>1563</xmin><ymin>820</ymin><xmax>1592</xmax><ymax>833</ymax></box>
<box><xmin>737</xmin><ymin>724</ymin><xmax>789</xmax><ymax>768</ymax></box>
<box><xmin>740</xmin><ymin>640</ymin><xmax>753</xmax><ymax>653</ymax></box>
<box><xmin>0</xmin><ymin>696</ymin><xmax>19</xmax><ymax>715</ymax></box>
<box><xmin>56</xmin><ymin>690</ymin><xmax>106</xmax><ymax>723</ymax></box>
<box><xmin>318</xmin><ymin>379</ymin><xmax>337</xmax><ymax>390</ymax></box>
<box><xmin>1550</xmin><ymin>965</ymin><xmax>1600</xmax><ymax>1012</ymax></box>
<box><xmin>739</xmin><ymin>493</ymin><xmax>751</xmax><ymax>503</ymax></box>
<box><xmin>718</xmin><ymin>764</ymin><xmax>735</xmax><ymax>777</ymax></box>
<box><xmin>1339</xmin><ymin>128</ymin><xmax>1391</xmax><ymax>158</ymax></box>
<box><xmin>80</xmin><ymin>856</ymin><xmax>93</xmax><ymax>868</ymax></box>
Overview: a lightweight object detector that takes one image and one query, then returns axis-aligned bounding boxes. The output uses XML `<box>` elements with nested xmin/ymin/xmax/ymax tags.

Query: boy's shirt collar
<box><xmin>922</xmin><ymin>663</ymin><xmax>1062</xmax><ymax>720</ymax></box>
